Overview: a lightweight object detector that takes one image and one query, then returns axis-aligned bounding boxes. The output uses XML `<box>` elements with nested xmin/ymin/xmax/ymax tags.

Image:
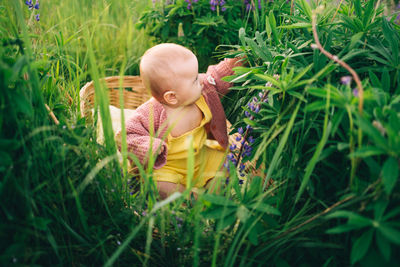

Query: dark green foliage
<box><xmin>136</xmin><ymin>0</ymin><xmax>282</xmax><ymax>71</ymax></box>
<box><xmin>2</xmin><ymin>0</ymin><xmax>400</xmax><ymax>266</ymax></box>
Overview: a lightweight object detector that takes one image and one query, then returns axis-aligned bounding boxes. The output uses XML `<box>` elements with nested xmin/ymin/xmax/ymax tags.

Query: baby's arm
<box><xmin>116</xmin><ymin>110</ymin><xmax>167</xmax><ymax>169</ymax></box>
<box><xmin>204</xmin><ymin>56</ymin><xmax>246</xmax><ymax>96</ymax></box>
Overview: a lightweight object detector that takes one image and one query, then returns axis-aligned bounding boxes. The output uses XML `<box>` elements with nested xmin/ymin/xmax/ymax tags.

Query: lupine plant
<box><xmin>2</xmin><ymin>0</ymin><xmax>400</xmax><ymax>266</ymax></box>
<box><xmin>24</xmin><ymin>0</ymin><xmax>40</xmax><ymax>21</ymax></box>
<box><xmin>136</xmin><ymin>0</ymin><xmax>278</xmax><ymax>70</ymax></box>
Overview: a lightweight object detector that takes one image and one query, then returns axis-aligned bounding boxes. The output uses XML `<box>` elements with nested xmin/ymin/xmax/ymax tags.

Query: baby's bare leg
<box><xmin>157</xmin><ymin>181</ymin><xmax>186</xmax><ymax>199</ymax></box>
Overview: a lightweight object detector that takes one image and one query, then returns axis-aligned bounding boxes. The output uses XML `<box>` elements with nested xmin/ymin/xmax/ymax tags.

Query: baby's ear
<box><xmin>163</xmin><ymin>91</ymin><xmax>178</xmax><ymax>105</ymax></box>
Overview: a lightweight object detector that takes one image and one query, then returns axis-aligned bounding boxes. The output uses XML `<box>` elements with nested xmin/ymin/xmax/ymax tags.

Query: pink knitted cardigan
<box><xmin>117</xmin><ymin>57</ymin><xmax>243</xmax><ymax>169</ymax></box>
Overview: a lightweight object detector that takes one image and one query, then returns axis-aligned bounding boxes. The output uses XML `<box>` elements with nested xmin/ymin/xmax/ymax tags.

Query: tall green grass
<box><xmin>1</xmin><ymin>0</ymin><xmax>400</xmax><ymax>266</ymax></box>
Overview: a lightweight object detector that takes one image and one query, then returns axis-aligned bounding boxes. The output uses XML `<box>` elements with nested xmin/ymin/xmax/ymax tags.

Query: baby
<box><xmin>118</xmin><ymin>43</ymin><xmax>243</xmax><ymax>199</ymax></box>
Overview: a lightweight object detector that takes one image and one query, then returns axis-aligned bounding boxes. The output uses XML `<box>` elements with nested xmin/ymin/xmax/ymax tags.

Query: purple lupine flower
<box><xmin>340</xmin><ymin>76</ymin><xmax>352</xmax><ymax>86</ymax></box>
<box><xmin>35</xmin><ymin>14</ymin><xmax>40</xmax><ymax>21</ymax></box>
<box><xmin>244</xmin><ymin>0</ymin><xmax>252</xmax><ymax>11</ymax></box>
<box><xmin>353</xmin><ymin>88</ymin><xmax>359</xmax><ymax>97</ymax></box>
<box><xmin>185</xmin><ymin>0</ymin><xmax>196</xmax><ymax>9</ymax></box>
<box><xmin>244</xmin><ymin>0</ymin><xmax>263</xmax><ymax>11</ymax></box>
<box><xmin>34</xmin><ymin>0</ymin><xmax>39</xmax><ymax>9</ymax></box>
<box><xmin>230</xmin><ymin>144</ymin><xmax>237</xmax><ymax>150</ymax></box>
<box><xmin>248</xmin><ymin>136</ymin><xmax>255</xmax><ymax>143</ymax></box>
<box><xmin>246</xmin><ymin>125</ymin><xmax>252</xmax><ymax>131</ymax></box>
<box><xmin>25</xmin><ymin>0</ymin><xmax>33</xmax><ymax>8</ymax></box>
<box><xmin>235</xmin><ymin>135</ymin><xmax>242</xmax><ymax>141</ymax></box>
<box><xmin>238</xmin><ymin>127</ymin><xmax>244</xmax><ymax>135</ymax></box>
<box><xmin>210</xmin><ymin>0</ymin><xmax>226</xmax><ymax>12</ymax></box>
<box><xmin>239</xmin><ymin>163</ymin><xmax>245</xmax><ymax>171</ymax></box>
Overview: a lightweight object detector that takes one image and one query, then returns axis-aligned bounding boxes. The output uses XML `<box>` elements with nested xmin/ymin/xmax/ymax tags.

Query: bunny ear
<box><xmin>206</xmin><ymin>75</ymin><xmax>216</xmax><ymax>86</ymax></box>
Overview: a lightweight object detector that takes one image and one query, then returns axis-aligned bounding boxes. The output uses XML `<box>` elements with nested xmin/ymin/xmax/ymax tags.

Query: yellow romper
<box><xmin>153</xmin><ymin>95</ymin><xmax>226</xmax><ymax>188</ymax></box>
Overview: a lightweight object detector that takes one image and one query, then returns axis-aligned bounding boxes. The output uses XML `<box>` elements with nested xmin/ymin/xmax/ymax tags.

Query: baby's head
<box><xmin>140</xmin><ymin>43</ymin><xmax>202</xmax><ymax>107</ymax></box>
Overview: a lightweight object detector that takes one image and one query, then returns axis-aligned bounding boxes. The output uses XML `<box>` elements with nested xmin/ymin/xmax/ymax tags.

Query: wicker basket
<box><xmin>79</xmin><ymin>76</ymin><xmax>151</xmax><ymax>118</ymax></box>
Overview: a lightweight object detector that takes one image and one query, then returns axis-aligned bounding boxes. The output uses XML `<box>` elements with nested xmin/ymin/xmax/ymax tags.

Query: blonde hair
<box><xmin>140</xmin><ymin>43</ymin><xmax>196</xmax><ymax>102</ymax></box>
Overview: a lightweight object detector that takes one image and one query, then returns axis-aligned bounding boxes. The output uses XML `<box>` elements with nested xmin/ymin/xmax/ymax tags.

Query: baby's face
<box><xmin>169</xmin><ymin>55</ymin><xmax>202</xmax><ymax>106</ymax></box>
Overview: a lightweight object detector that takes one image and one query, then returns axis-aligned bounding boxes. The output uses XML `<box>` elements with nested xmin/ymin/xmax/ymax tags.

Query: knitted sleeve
<box><xmin>205</xmin><ymin>57</ymin><xmax>245</xmax><ymax>96</ymax></box>
<box><xmin>116</xmin><ymin>105</ymin><xmax>167</xmax><ymax>169</ymax></box>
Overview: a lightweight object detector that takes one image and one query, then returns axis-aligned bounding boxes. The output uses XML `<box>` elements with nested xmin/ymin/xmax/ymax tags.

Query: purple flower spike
<box><xmin>340</xmin><ymin>76</ymin><xmax>352</xmax><ymax>86</ymax></box>
<box><xmin>353</xmin><ymin>88</ymin><xmax>359</xmax><ymax>97</ymax></box>
<box><xmin>246</xmin><ymin>125</ymin><xmax>252</xmax><ymax>131</ymax></box>
<box><xmin>235</xmin><ymin>135</ymin><xmax>242</xmax><ymax>142</ymax></box>
<box><xmin>245</xmin><ymin>111</ymin><xmax>251</xmax><ymax>118</ymax></box>
<box><xmin>229</xmin><ymin>144</ymin><xmax>237</xmax><ymax>151</ymax></box>
<box><xmin>248</xmin><ymin>136</ymin><xmax>255</xmax><ymax>143</ymax></box>
<box><xmin>238</xmin><ymin>127</ymin><xmax>244</xmax><ymax>135</ymax></box>
<box><xmin>34</xmin><ymin>0</ymin><xmax>39</xmax><ymax>9</ymax></box>
<box><xmin>239</xmin><ymin>163</ymin><xmax>245</xmax><ymax>171</ymax></box>
<box><xmin>35</xmin><ymin>14</ymin><xmax>40</xmax><ymax>21</ymax></box>
<box><xmin>255</xmin><ymin>105</ymin><xmax>260</xmax><ymax>113</ymax></box>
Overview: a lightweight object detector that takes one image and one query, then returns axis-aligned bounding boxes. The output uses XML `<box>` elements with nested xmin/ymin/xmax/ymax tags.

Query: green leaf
<box><xmin>201</xmin><ymin>206</ymin><xmax>236</xmax><ymax>220</ymax></box>
<box><xmin>326</xmin><ymin>224</ymin><xmax>365</xmax><ymax>234</ymax></box>
<box><xmin>278</xmin><ymin>22</ymin><xmax>312</xmax><ymax>29</ymax></box>
<box><xmin>239</xmin><ymin>27</ymin><xmax>246</xmax><ymax>47</ymax></box>
<box><xmin>248</xmin><ymin>226</ymin><xmax>259</xmax><ymax>245</ymax></box>
<box><xmin>13</xmin><ymin>93</ymin><xmax>33</xmax><ymax>116</ymax></box>
<box><xmin>0</xmin><ymin>151</ymin><xmax>12</xmax><ymax>169</ymax></box>
<box><xmin>376</xmin><ymin>231</ymin><xmax>391</xmax><ymax>261</ymax></box>
<box><xmin>383</xmin><ymin>206</ymin><xmax>400</xmax><ymax>221</ymax></box>
<box><xmin>218</xmin><ymin>213</ymin><xmax>237</xmax><ymax>230</ymax></box>
<box><xmin>326</xmin><ymin>211</ymin><xmax>372</xmax><ymax>227</ymax></box>
<box><xmin>30</xmin><ymin>216</ymin><xmax>52</xmax><ymax>231</ymax></box>
<box><xmin>350</xmin><ymin>229</ymin><xmax>374</xmax><ymax>264</ymax></box>
<box><xmin>246</xmin><ymin>176</ymin><xmax>262</xmax><ymax>199</ymax></box>
<box><xmin>355</xmin><ymin>115</ymin><xmax>388</xmax><ymax>151</ymax></box>
<box><xmin>251</xmin><ymin>202</ymin><xmax>281</xmax><ymax>216</ymax></box>
<box><xmin>378</xmin><ymin>224</ymin><xmax>400</xmax><ymax>245</ymax></box>
<box><xmin>350</xmin><ymin>32</ymin><xmax>364</xmax><ymax>49</ymax></box>
<box><xmin>368</xmin><ymin>70</ymin><xmax>381</xmax><ymax>87</ymax></box>
<box><xmin>236</xmin><ymin>205</ymin><xmax>250</xmax><ymax>223</ymax></box>
<box><xmin>305</xmin><ymin>100</ymin><xmax>326</xmax><ymax>112</ymax></box>
<box><xmin>202</xmin><ymin>194</ymin><xmax>237</xmax><ymax>206</ymax></box>
<box><xmin>381</xmin><ymin>157</ymin><xmax>399</xmax><ymax>195</ymax></box>
<box><xmin>382</xmin><ymin>68</ymin><xmax>390</xmax><ymax>93</ymax></box>
<box><xmin>354</xmin><ymin>0</ymin><xmax>362</xmax><ymax>18</ymax></box>
<box><xmin>268</xmin><ymin>10</ymin><xmax>279</xmax><ymax>45</ymax></box>
<box><xmin>349</xmin><ymin>146</ymin><xmax>386</xmax><ymax>158</ymax></box>
<box><xmin>254</xmin><ymin>74</ymin><xmax>280</xmax><ymax>87</ymax></box>
<box><xmin>264</xmin><ymin>15</ymin><xmax>272</xmax><ymax>40</ymax></box>
<box><xmin>245</xmin><ymin>37</ymin><xmax>272</xmax><ymax>62</ymax></box>
<box><xmin>264</xmin><ymin>102</ymin><xmax>301</xmax><ymax>189</ymax></box>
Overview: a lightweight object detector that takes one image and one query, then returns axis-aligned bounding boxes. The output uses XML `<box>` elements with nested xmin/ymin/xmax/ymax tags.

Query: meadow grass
<box><xmin>1</xmin><ymin>0</ymin><xmax>400</xmax><ymax>266</ymax></box>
